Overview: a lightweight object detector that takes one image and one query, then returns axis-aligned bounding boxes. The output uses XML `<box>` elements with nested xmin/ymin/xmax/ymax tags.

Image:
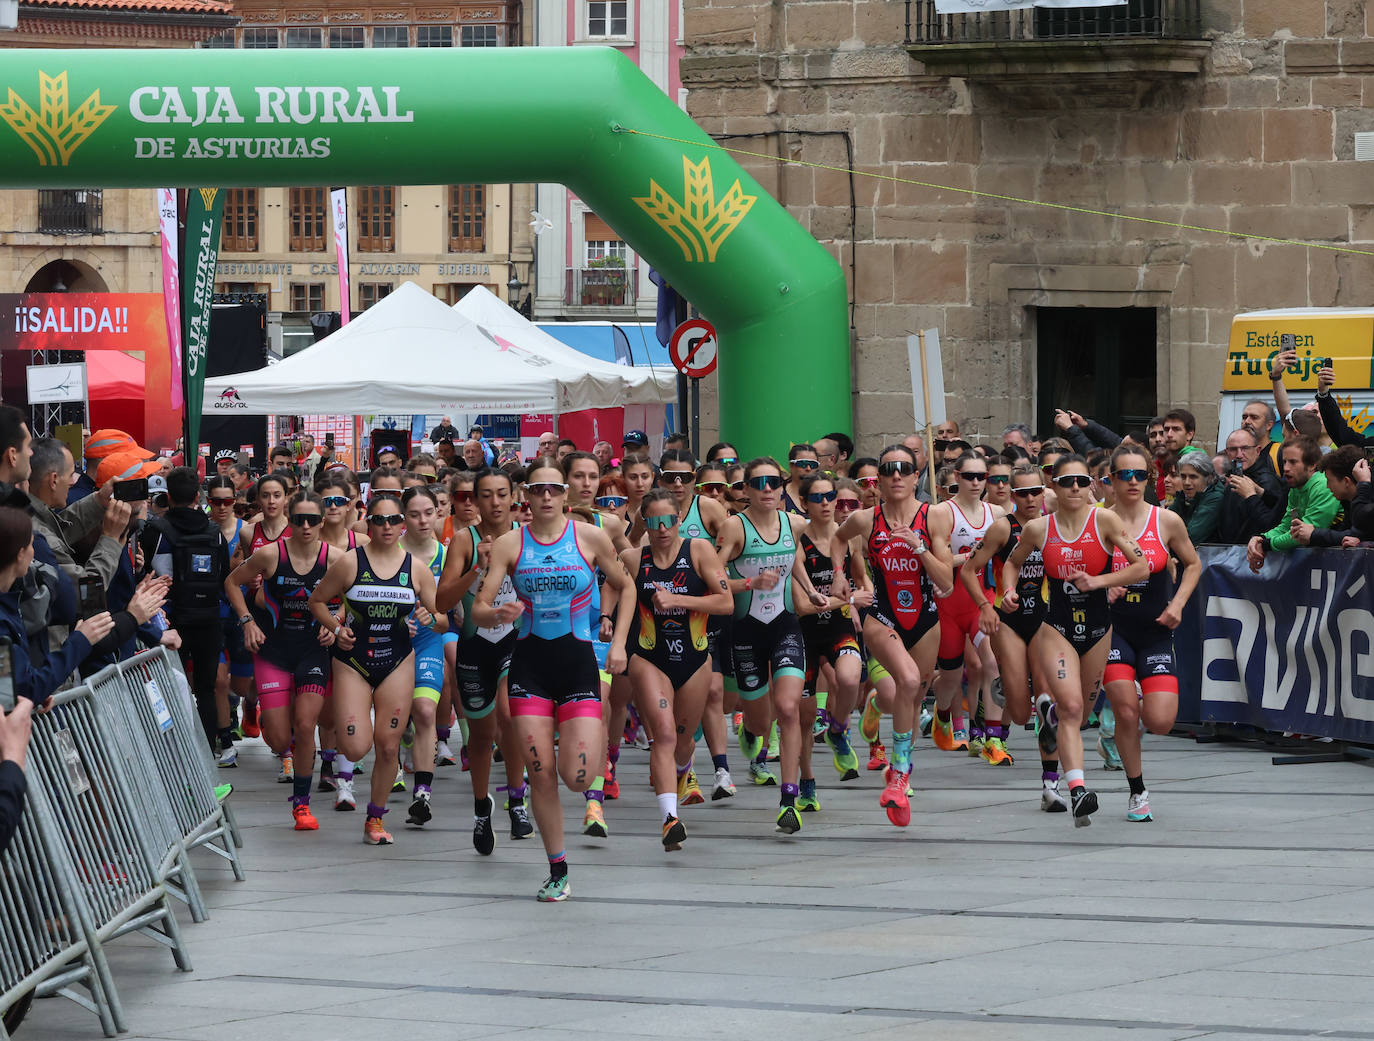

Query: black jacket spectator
<box><xmin>1316</xmin><ymin>391</ymin><xmax>1373</xmax><ymax>450</ymax></box>
<box><xmin>1307</xmin><ymin>482</ymin><xmax>1374</xmax><ymax>545</ymax></box>
<box><xmin>1216</xmin><ymin>455</ymin><xmax>1288</xmax><ymax>545</ymax></box>
<box><xmin>430</xmin><ymin>421</ymin><xmax>459</xmax><ymax>443</ymax></box>
<box><xmin>1061</xmin><ymin>418</ymin><xmax>1121</xmax><ymax>457</ymax></box>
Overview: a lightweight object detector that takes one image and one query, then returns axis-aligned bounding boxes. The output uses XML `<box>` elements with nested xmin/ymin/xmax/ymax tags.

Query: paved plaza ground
<box><xmin>18</xmin><ymin>726</ymin><xmax>1374</xmax><ymax>1041</ymax></box>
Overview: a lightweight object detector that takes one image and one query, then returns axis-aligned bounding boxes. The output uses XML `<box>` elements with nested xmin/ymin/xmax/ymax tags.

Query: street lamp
<box><xmin>507</xmin><ymin>273</ymin><xmax>523</xmax><ymax>308</ymax></box>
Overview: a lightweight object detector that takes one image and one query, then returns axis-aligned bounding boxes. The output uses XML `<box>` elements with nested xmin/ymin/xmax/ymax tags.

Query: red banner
<box><xmin>0</xmin><ymin>292</ymin><xmax>177</xmax><ymax>452</ymax></box>
<box><xmin>0</xmin><ymin>293</ymin><xmax>168</xmax><ymax>352</ymax></box>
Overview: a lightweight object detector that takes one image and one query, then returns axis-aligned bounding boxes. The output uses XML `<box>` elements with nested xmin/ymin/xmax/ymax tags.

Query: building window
<box><xmin>586</xmin><ymin>1</ymin><xmax>629</xmax><ymax>38</ymax></box>
<box><xmin>36</xmin><ymin>189</ymin><xmax>102</xmax><ymax>234</ymax></box>
<box><xmin>284</xmin><ymin>27</ymin><xmax>322</xmax><ymax>48</ymax></box>
<box><xmin>356</xmin><ymin>187</ymin><xmax>395</xmax><ymax>252</ymax></box>
<box><xmin>221</xmin><ymin>189</ymin><xmax>258</xmax><ymax>252</ymax></box>
<box><xmin>358</xmin><ymin>282</ymin><xmax>393</xmax><ymax>310</ymax></box>
<box><xmin>417</xmin><ymin>25</ymin><xmax>453</xmax><ymax>47</ymax></box>
<box><xmin>373</xmin><ymin>25</ymin><xmax>409</xmax><ymax>46</ymax></box>
<box><xmin>585</xmin><ymin>240</ymin><xmax>628</xmax><ymax>264</ymax></box>
<box><xmin>289</xmin><ymin>187</ymin><xmax>327</xmax><ymax>252</ymax></box>
<box><xmin>461</xmin><ymin>24</ymin><xmax>501</xmax><ymax>47</ymax></box>
<box><xmin>289</xmin><ymin>283</ymin><xmax>325</xmax><ymax>313</ymax></box>
<box><xmin>241</xmin><ymin>27</ymin><xmax>278</xmax><ymax>48</ymax></box>
<box><xmin>433</xmin><ymin>284</ymin><xmax>470</xmax><ymax>305</ymax></box>
<box><xmin>202</xmin><ymin>30</ymin><xmax>235</xmax><ymax>48</ymax></box>
<box><xmin>219</xmin><ymin>282</ymin><xmax>260</xmax><ymax>296</ymax></box>
<box><xmin>329</xmin><ymin>26</ymin><xmax>365</xmax><ymax>48</ymax></box>
<box><xmin>448</xmin><ymin>184</ymin><xmax>486</xmax><ymax>252</ymax></box>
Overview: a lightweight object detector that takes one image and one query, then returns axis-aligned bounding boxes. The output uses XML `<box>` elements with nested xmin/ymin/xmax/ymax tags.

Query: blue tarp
<box><xmin>535</xmin><ymin>323</ymin><xmax>672</xmax><ymax>368</ymax></box>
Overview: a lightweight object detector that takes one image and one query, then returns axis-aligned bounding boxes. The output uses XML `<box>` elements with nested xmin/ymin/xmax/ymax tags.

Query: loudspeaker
<box><xmin>202</xmin><ymin>300</ymin><xmax>268</xmax><ymax>468</ymax></box>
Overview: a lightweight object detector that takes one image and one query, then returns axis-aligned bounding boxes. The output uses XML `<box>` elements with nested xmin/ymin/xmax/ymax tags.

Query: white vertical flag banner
<box><xmin>331</xmin><ymin>187</ymin><xmax>350</xmax><ymax>325</ymax></box>
<box><xmin>157</xmin><ymin>188</ymin><xmax>183</xmax><ymax>410</ymax></box>
<box><xmin>907</xmin><ymin>329</ymin><xmax>947</xmax><ymax>431</ymax></box>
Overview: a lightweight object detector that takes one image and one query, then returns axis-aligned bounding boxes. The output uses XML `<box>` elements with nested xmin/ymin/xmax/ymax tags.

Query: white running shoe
<box><xmin>1040</xmin><ymin>779</ymin><xmax>1069</xmax><ymax>813</ymax></box>
<box><xmin>1127</xmin><ymin>791</ymin><xmax>1153</xmax><ymax>822</ymax></box>
<box><xmin>711</xmin><ymin>767</ymin><xmax>737</xmax><ymax>800</ymax></box>
<box><xmin>392</xmin><ymin>764</ymin><xmax>407</xmax><ymax>793</ymax></box>
<box><xmin>335</xmin><ymin>778</ymin><xmax>356</xmax><ymax>811</ymax></box>
<box><xmin>435</xmin><ymin>739</ymin><xmax>456</xmax><ymax>766</ymax></box>
<box><xmin>217</xmin><ymin>745</ymin><xmax>238</xmax><ymax>769</ymax></box>
<box><xmin>399</xmin><ymin>742</ymin><xmax>414</xmax><ymax>774</ymax></box>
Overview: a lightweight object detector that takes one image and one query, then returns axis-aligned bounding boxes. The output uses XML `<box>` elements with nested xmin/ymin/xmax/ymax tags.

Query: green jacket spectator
<box><xmin>1170</xmin><ymin>448</ymin><xmax>1223</xmax><ymax>544</ymax></box>
<box><xmin>1262</xmin><ymin>470</ymin><xmax>1340</xmax><ymax>552</ymax></box>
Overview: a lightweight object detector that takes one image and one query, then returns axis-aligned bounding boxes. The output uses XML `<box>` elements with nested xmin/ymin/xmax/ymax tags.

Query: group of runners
<box><xmin>209</xmin><ymin>429</ymin><xmax>1199</xmax><ymax>902</ymax></box>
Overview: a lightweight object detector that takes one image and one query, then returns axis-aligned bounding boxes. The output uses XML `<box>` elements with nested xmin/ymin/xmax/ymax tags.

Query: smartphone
<box><xmin>1322</xmin><ymin>357</ymin><xmax>1333</xmax><ymax>370</ymax></box>
<box><xmin>113</xmin><ymin>477</ymin><xmax>148</xmax><ymax>502</ymax></box>
<box><xmin>325</xmin><ymin>432</ymin><xmax>335</xmax><ymax>449</ymax></box>
<box><xmin>1280</xmin><ymin>333</ymin><xmax>1296</xmax><ymax>351</ymax></box>
<box><xmin>1229</xmin><ymin>459</ymin><xmax>1245</xmax><ymax>477</ymax></box>
<box><xmin>78</xmin><ymin>575</ymin><xmax>105</xmax><ymax>616</ymax></box>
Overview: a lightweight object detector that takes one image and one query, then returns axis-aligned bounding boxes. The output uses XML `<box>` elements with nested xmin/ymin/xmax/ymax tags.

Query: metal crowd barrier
<box><xmin>1</xmin><ymin>647</ymin><xmax>248</xmax><ymax>1038</ymax></box>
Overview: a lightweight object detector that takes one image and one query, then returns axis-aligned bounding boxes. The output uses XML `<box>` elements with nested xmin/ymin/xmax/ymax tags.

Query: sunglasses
<box><xmin>792</xmin><ymin>459</ymin><xmax>820</xmax><ymax>471</ymax></box>
<box><xmin>1053</xmin><ymin>474</ymin><xmax>1094</xmax><ymax>489</ymax></box>
<box><xmin>857</xmin><ymin>476</ymin><xmax>879</xmax><ymax>488</ymax></box>
<box><xmin>369</xmin><ymin>513</ymin><xmax>405</xmax><ymax>527</ymax></box>
<box><xmin>986</xmin><ymin>474</ymin><xmax>1010</xmax><ymax>485</ymax></box>
<box><xmin>321</xmin><ymin>495</ymin><xmax>350</xmax><ymax>508</ymax></box>
<box><xmin>1039</xmin><ymin>464</ymin><xmax>1056</xmax><ymax>473</ymax></box>
<box><xmin>806</xmin><ymin>490</ymin><xmax>837</xmax><ymax>503</ymax></box>
<box><xmin>414</xmin><ymin>473</ymin><xmax>437</xmax><ymax>483</ymax></box>
<box><xmin>878</xmin><ymin>460</ymin><xmax>915</xmax><ymax>477</ymax></box>
<box><xmin>696</xmin><ymin>481</ymin><xmax>727</xmax><ymax>492</ymax></box>
<box><xmin>835</xmin><ymin>499</ymin><xmax>861</xmax><ymax>511</ymax></box>
<box><xmin>729</xmin><ymin>481</ymin><xmax>746</xmax><ymax>491</ymax></box>
<box><xmin>660</xmin><ymin>472</ymin><xmax>692</xmax><ymax>485</ymax></box>
<box><xmin>1113</xmin><ymin>469</ymin><xmax>1149</xmax><ymax>483</ymax></box>
<box><xmin>527</xmin><ymin>482</ymin><xmax>567</xmax><ymax>497</ymax></box>
<box><xmin>449</xmin><ymin>490</ymin><xmax>474</xmax><ymax>504</ymax></box>
<box><xmin>945</xmin><ymin>484</ymin><xmax>959</xmax><ymax>494</ymax></box>
<box><xmin>644</xmin><ymin>513</ymin><xmax>677</xmax><ymax>530</ymax></box>
<box><xmin>957</xmin><ymin>471</ymin><xmax>987</xmax><ymax>482</ymax></box>
<box><xmin>596</xmin><ymin>495</ymin><xmax>628</xmax><ymax>509</ymax></box>
<box><xmin>208</xmin><ymin>496</ymin><xmax>236</xmax><ymax>506</ymax></box>
<box><xmin>290</xmin><ymin>513</ymin><xmax>323</xmax><ymax>527</ymax></box>
<box><xmin>747</xmin><ymin>475</ymin><xmax>784</xmax><ymax>491</ymax></box>
<box><xmin>714</xmin><ymin>456</ymin><xmax>738</xmax><ymax>465</ymax></box>
<box><xmin>1012</xmin><ymin>485</ymin><xmax>1044</xmax><ymax>498</ymax></box>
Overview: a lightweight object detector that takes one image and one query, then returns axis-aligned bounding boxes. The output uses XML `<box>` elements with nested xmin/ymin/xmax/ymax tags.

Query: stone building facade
<box><xmin>681</xmin><ymin>0</ymin><xmax>1374</xmax><ymax>451</ymax></box>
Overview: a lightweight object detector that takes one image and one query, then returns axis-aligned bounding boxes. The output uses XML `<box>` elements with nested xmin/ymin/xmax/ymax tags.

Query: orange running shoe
<box><xmin>866</xmin><ymin>741</ymin><xmax>888</xmax><ymax>770</ymax></box>
<box><xmin>241</xmin><ymin>701</ymin><xmax>261</xmax><ymax>740</ymax></box>
<box><xmin>980</xmin><ymin>736</ymin><xmax>1014</xmax><ymax>766</ymax></box>
<box><xmin>363</xmin><ymin>816</ymin><xmax>393</xmax><ymax>845</ymax></box>
<box><xmin>603</xmin><ymin>759</ymin><xmax>620</xmax><ymax>800</ymax></box>
<box><xmin>292</xmin><ymin>804</ymin><xmax>319</xmax><ymax>831</ymax></box>
<box><xmin>931</xmin><ymin>715</ymin><xmax>956</xmax><ymax>751</ymax></box>
<box><xmin>879</xmin><ymin>768</ymin><xmax>911</xmax><ymax>827</ymax></box>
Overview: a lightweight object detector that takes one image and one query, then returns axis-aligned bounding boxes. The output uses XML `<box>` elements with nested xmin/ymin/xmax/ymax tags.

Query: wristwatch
<box><xmin>237</xmin><ymin>614</ymin><xmax>252</xmax><ymax>627</ymax></box>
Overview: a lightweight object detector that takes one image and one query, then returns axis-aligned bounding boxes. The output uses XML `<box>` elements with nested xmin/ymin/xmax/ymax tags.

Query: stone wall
<box><xmin>682</xmin><ymin>0</ymin><xmax>1374</xmax><ymax>452</ymax></box>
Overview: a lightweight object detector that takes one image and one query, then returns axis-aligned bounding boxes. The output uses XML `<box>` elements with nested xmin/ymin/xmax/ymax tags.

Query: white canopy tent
<box><xmin>453</xmin><ymin>285</ymin><xmax>675</xmax><ymax>404</ymax></box>
<box><xmin>201</xmin><ymin>282</ymin><xmax>632</xmax><ymax>416</ymax></box>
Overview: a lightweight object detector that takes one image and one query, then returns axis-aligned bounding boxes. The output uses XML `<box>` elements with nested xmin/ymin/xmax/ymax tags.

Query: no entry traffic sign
<box><xmin>669</xmin><ymin>318</ymin><xmax>718</xmax><ymax>379</ymax></box>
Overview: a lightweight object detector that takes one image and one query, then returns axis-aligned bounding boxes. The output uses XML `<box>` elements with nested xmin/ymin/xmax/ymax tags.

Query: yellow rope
<box><xmin>620</xmin><ymin>126</ymin><xmax>1374</xmax><ymax>258</ymax></box>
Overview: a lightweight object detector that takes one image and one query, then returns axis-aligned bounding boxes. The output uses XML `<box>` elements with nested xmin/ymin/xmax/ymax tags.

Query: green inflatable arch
<box><xmin>0</xmin><ymin>47</ymin><xmax>850</xmax><ymax>456</ymax></box>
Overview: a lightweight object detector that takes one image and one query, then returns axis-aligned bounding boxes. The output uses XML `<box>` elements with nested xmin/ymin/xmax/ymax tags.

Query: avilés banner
<box><xmin>181</xmin><ymin>187</ymin><xmax>224</xmax><ymax>456</ymax></box>
<box><xmin>1177</xmin><ymin>546</ymin><xmax>1374</xmax><ymax>745</ymax></box>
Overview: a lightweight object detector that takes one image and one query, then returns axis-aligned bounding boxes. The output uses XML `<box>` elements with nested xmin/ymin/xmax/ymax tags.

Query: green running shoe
<box><xmin>766</xmin><ymin>722</ymin><xmax>780</xmax><ymax>762</ymax></box>
<box><xmin>536</xmin><ymin>873</ymin><xmax>570</xmax><ymax>902</ymax></box>
<box><xmin>749</xmin><ymin>760</ymin><xmax>778</xmax><ymax>786</ymax></box>
<box><xmin>823</xmin><ymin>728</ymin><xmax>860</xmax><ymax>780</ymax></box>
<box><xmin>213</xmin><ymin>783</ymin><xmax>233</xmax><ymax>802</ymax></box>
<box><xmin>797</xmin><ymin>778</ymin><xmax>820</xmax><ymax>812</ymax></box>
<box><xmin>737</xmin><ymin>725</ymin><xmax>763</xmax><ymax>762</ymax></box>
<box><xmin>775</xmin><ymin>804</ymin><xmax>802</xmax><ymax>834</ymax></box>
<box><xmin>860</xmin><ymin>692</ymin><xmax>882</xmax><ymax>744</ymax></box>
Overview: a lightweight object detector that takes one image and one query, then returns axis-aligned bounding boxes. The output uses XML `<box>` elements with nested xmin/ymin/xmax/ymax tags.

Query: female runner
<box><xmin>621</xmin><ymin>489</ymin><xmax>732</xmax><ymax>850</ymax></box>
<box><xmin>660</xmin><ymin>451</ymin><xmax>735</xmax><ymax>801</ymax></box>
<box><xmin>434</xmin><ymin>472</ymin><xmax>477</xmax><ymax>767</ymax></box>
<box><xmin>208</xmin><ymin>476</ymin><xmax>251</xmax><ymax>767</ymax></box>
<box><xmin>308</xmin><ymin>493</ymin><xmax>439</xmax><ymax>845</ymax></box>
<box><xmin>562</xmin><ymin>451</ymin><xmax>632</xmax><ymax>837</ymax></box>
<box><xmin>960</xmin><ymin>465</ymin><xmax>1068</xmax><ymax>811</ymax></box>
<box><xmin>621</xmin><ymin>453</ymin><xmax>656</xmax><ymax>543</ymax></box>
<box><xmin>1001</xmin><ymin>455</ymin><xmax>1149</xmax><ymax>826</ymax></box>
<box><xmin>1104</xmin><ymin>446</ymin><xmax>1200</xmax><ymax>822</ymax></box>
<box><xmin>470</xmin><ymin>461</ymin><xmax>633</xmax><ymax>902</ymax></box>
<box><xmin>398</xmin><ymin>486</ymin><xmax>450</xmax><ymax>827</ymax></box>
<box><xmin>314</xmin><ymin>473</ymin><xmax>367</xmax><ymax>807</ymax></box>
<box><xmin>716</xmin><ymin>457</ymin><xmax>828</xmax><ymax>835</ymax></box>
<box><xmin>798</xmin><ymin>473</ymin><xmax>865</xmax><ymax>794</ymax></box>
<box><xmin>435</xmin><ymin>468</ymin><xmax>533</xmax><ymax>854</ymax></box>
<box><xmin>224</xmin><ymin>491</ymin><xmax>340</xmax><ymax>830</ymax></box>
<box><xmin>833</xmin><ymin>445</ymin><xmax>953</xmax><ymax>827</ymax></box>
<box><xmin>231</xmin><ymin>472</ymin><xmax>291</xmax><ymax>744</ymax></box>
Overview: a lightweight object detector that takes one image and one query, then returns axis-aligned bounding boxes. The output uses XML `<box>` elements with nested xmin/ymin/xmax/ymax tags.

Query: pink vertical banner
<box><xmin>331</xmin><ymin>187</ymin><xmax>350</xmax><ymax>325</ymax></box>
<box><xmin>157</xmin><ymin>188</ymin><xmax>183</xmax><ymax>409</ymax></box>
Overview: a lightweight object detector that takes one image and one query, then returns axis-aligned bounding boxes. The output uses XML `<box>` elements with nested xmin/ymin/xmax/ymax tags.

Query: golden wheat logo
<box><xmin>198</xmin><ymin>188</ymin><xmax>219</xmax><ymax>209</ymax></box>
<box><xmin>1337</xmin><ymin>394</ymin><xmax>1374</xmax><ymax>436</ymax></box>
<box><xmin>634</xmin><ymin>155</ymin><xmax>756</xmax><ymax>264</ymax></box>
<box><xmin>0</xmin><ymin>71</ymin><xmax>115</xmax><ymax>167</ymax></box>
